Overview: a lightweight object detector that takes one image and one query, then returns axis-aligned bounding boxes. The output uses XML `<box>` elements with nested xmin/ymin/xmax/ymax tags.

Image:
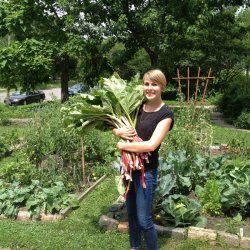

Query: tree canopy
<box><xmin>0</xmin><ymin>0</ymin><xmax>249</xmax><ymax>100</ymax></box>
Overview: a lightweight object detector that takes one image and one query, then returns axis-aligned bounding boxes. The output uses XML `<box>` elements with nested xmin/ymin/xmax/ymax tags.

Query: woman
<box><xmin>113</xmin><ymin>69</ymin><xmax>174</xmax><ymax>250</ymax></box>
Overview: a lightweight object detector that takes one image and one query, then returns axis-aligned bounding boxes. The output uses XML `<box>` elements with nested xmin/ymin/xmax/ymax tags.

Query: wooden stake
<box><xmin>177</xmin><ymin>68</ymin><xmax>181</xmax><ymax>97</ymax></box>
<box><xmin>201</xmin><ymin>68</ymin><xmax>211</xmax><ymax>104</ymax></box>
<box><xmin>81</xmin><ymin>137</ymin><xmax>87</xmax><ymax>183</ymax></box>
<box><xmin>195</xmin><ymin>66</ymin><xmax>201</xmax><ymax>103</ymax></box>
<box><xmin>187</xmin><ymin>67</ymin><xmax>190</xmax><ymax>103</ymax></box>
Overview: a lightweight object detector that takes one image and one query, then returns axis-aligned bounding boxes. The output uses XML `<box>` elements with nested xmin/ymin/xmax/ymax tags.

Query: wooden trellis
<box><xmin>172</xmin><ymin>67</ymin><xmax>215</xmax><ymax>104</ymax></box>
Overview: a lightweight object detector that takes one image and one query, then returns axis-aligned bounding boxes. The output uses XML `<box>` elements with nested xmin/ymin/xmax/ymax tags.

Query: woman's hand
<box><xmin>113</xmin><ymin>126</ymin><xmax>137</xmax><ymax>141</ymax></box>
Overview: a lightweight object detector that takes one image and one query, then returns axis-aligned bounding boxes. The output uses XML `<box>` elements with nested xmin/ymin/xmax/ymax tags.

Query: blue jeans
<box><xmin>126</xmin><ymin>168</ymin><xmax>158</xmax><ymax>250</ymax></box>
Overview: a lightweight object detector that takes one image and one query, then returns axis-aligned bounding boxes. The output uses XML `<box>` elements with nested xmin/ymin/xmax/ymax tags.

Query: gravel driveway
<box><xmin>41</xmin><ymin>88</ymin><xmax>61</xmax><ymax>101</ymax></box>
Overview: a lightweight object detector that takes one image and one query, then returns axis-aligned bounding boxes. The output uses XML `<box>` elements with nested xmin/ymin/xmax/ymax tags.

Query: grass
<box><xmin>0</xmin><ymin>123</ymin><xmax>29</xmax><ymax>137</ymax></box>
<box><xmin>0</xmin><ymin>176</ymin><xmax>241</xmax><ymax>250</ymax></box>
<box><xmin>211</xmin><ymin>124</ymin><xmax>250</xmax><ymax>147</ymax></box>
<box><xmin>0</xmin><ymin>102</ymin><xmax>50</xmax><ymax>119</ymax></box>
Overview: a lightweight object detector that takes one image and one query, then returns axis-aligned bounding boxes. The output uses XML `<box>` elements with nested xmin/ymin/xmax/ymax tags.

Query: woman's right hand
<box><xmin>113</xmin><ymin>126</ymin><xmax>137</xmax><ymax>141</ymax></box>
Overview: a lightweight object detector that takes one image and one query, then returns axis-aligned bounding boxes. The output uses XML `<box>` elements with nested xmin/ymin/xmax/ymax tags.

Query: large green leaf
<box><xmin>61</xmin><ymin>74</ymin><xmax>144</xmax><ymax>133</ymax></box>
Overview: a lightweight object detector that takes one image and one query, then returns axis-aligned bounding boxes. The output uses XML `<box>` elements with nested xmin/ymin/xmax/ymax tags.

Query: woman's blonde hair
<box><xmin>143</xmin><ymin>69</ymin><xmax>167</xmax><ymax>89</ymax></box>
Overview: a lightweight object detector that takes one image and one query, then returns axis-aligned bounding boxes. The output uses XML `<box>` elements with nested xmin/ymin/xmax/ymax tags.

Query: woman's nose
<box><xmin>147</xmin><ymin>84</ymin><xmax>153</xmax><ymax>90</ymax></box>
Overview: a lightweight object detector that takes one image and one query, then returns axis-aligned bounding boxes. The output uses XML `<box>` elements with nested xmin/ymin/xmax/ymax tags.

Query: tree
<box><xmin>83</xmin><ymin>0</ymin><xmax>248</xmax><ymax>80</ymax></box>
<box><xmin>0</xmin><ymin>1</ymin><xmax>78</xmax><ymax>101</ymax></box>
<box><xmin>0</xmin><ymin>39</ymin><xmax>54</xmax><ymax>91</ymax></box>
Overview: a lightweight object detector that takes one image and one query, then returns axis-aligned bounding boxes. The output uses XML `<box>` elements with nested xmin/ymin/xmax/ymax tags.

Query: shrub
<box><xmin>234</xmin><ymin>110</ymin><xmax>250</xmax><ymax>129</ymax></box>
<box><xmin>219</xmin><ymin>75</ymin><xmax>250</xmax><ymax>124</ymax></box>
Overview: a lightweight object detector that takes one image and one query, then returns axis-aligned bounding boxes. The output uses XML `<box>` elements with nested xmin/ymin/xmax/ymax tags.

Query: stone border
<box><xmin>0</xmin><ymin>174</ymin><xmax>107</xmax><ymax>222</ymax></box>
<box><xmin>99</xmin><ymin>196</ymin><xmax>250</xmax><ymax>249</ymax></box>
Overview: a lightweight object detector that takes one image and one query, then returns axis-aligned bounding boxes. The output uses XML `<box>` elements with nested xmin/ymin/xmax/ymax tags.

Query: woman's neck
<box><xmin>144</xmin><ymin>99</ymin><xmax>164</xmax><ymax>112</ymax></box>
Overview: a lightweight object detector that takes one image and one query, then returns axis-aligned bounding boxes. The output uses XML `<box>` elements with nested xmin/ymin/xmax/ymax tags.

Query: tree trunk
<box><xmin>144</xmin><ymin>47</ymin><xmax>158</xmax><ymax>68</ymax></box>
<box><xmin>81</xmin><ymin>138</ymin><xmax>87</xmax><ymax>184</ymax></box>
<box><xmin>149</xmin><ymin>52</ymin><xmax>158</xmax><ymax>68</ymax></box>
<box><xmin>5</xmin><ymin>88</ymin><xmax>10</xmax><ymax>103</ymax></box>
<box><xmin>60</xmin><ymin>54</ymin><xmax>70</xmax><ymax>103</ymax></box>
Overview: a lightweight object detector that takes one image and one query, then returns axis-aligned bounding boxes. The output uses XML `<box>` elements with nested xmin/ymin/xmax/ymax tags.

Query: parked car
<box><xmin>4</xmin><ymin>90</ymin><xmax>45</xmax><ymax>105</ymax></box>
<box><xmin>68</xmin><ymin>83</ymin><xmax>89</xmax><ymax>96</ymax></box>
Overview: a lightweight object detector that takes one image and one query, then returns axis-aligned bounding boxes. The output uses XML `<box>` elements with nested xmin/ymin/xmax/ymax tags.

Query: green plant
<box><xmin>196</xmin><ymin>179</ymin><xmax>222</xmax><ymax>216</ymax></box>
<box><xmin>0</xmin><ymin>135</ymin><xmax>11</xmax><ymax>159</ymax></box>
<box><xmin>0</xmin><ymin>176</ymin><xmax>242</xmax><ymax>250</ymax></box>
<box><xmin>20</xmin><ymin>101</ymin><xmax>116</xmax><ymax>190</ymax></box>
<box><xmin>224</xmin><ymin>213</ymin><xmax>243</xmax><ymax>235</ymax></box>
<box><xmin>0</xmin><ymin>160</ymin><xmax>36</xmax><ymax>185</ymax></box>
<box><xmin>161</xmin><ymin>103</ymin><xmax>213</xmax><ymax>157</ymax></box>
<box><xmin>219</xmin><ymin>162</ymin><xmax>250</xmax><ymax>215</ymax></box>
<box><xmin>0</xmin><ymin>180</ymin><xmax>79</xmax><ymax>219</ymax></box>
<box><xmin>155</xmin><ymin>150</ymin><xmax>225</xmax><ymax>202</ymax></box>
<box><xmin>160</xmin><ymin>194</ymin><xmax>206</xmax><ymax>227</ymax></box>
<box><xmin>156</xmin><ymin>151</ymin><xmax>193</xmax><ymax>199</ymax></box>
<box><xmin>62</xmin><ymin>74</ymin><xmax>151</xmax><ymax>190</ymax></box>
<box><xmin>0</xmin><ymin>116</ymin><xmax>12</xmax><ymax>126</ymax></box>
<box><xmin>219</xmin><ymin>75</ymin><xmax>250</xmax><ymax>124</ymax></box>
<box><xmin>234</xmin><ymin>110</ymin><xmax>250</xmax><ymax>129</ymax></box>
<box><xmin>227</xmin><ymin>138</ymin><xmax>250</xmax><ymax>159</ymax></box>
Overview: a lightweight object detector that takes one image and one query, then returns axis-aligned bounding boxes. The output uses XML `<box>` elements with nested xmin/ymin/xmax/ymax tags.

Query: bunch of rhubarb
<box><xmin>61</xmin><ymin>74</ymin><xmax>149</xmax><ymax>197</ymax></box>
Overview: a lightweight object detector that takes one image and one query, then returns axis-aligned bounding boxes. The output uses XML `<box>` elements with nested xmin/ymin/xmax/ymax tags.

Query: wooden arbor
<box><xmin>172</xmin><ymin>67</ymin><xmax>215</xmax><ymax>104</ymax></box>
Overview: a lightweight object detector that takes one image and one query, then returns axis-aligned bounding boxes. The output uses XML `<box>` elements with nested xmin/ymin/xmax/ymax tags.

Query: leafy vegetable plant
<box><xmin>0</xmin><ymin>180</ymin><xmax>79</xmax><ymax>219</ymax></box>
<box><xmin>160</xmin><ymin>194</ymin><xmax>206</xmax><ymax>227</ymax></box>
<box><xmin>62</xmin><ymin>74</ymin><xmax>149</xmax><ymax>197</ymax></box>
<box><xmin>195</xmin><ymin>179</ymin><xmax>222</xmax><ymax>216</ymax></box>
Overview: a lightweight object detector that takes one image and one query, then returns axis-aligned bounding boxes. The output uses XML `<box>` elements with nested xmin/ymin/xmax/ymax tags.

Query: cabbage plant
<box><xmin>160</xmin><ymin>194</ymin><xmax>206</xmax><ymax>227</ymax></box>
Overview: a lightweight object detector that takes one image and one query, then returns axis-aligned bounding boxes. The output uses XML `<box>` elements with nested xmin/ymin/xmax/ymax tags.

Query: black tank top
<box><xmin>135</xmin><ymin>104</ymin><xmax>174</xmax><ymax>170</ymax></box>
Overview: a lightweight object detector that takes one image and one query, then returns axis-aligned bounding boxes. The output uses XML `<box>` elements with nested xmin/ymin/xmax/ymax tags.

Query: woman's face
<box><xmin>143</xmin><ymin>76</ymin><xmax>163</xmax><ymax>101</ymax></box>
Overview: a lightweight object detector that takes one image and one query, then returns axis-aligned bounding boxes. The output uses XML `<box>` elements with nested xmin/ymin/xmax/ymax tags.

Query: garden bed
<box><xmin>0</xmin><ymin>175</ymin><xmax>107</xmax><ymax>221</ymax></box>
<box><xmin>99</xmin><ymin>196</ymin><xmax>250</xmax><ymax>248</ymax></box>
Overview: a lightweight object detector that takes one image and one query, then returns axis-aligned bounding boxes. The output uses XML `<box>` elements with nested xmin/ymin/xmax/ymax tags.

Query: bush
<box><xmin>234</xmin><ymin>110</ymin><xmax>250</xmax><ymax>129</ymax></box>
<box><xmin>0</xmin><ymin>159</ymin><xmax>36</xmax><ymax>185</ymax></box>
<box><xmin>219</xmin><ymin>76</ymin><xmax>250</xmax><ymax>125</ymax></box>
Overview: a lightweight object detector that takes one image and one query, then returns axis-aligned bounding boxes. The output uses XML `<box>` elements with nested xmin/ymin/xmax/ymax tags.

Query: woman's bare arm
<box><xmin>117</xmin><ymin>118</ymin><xmax>172</xmax><ymax>153</ymax></box>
